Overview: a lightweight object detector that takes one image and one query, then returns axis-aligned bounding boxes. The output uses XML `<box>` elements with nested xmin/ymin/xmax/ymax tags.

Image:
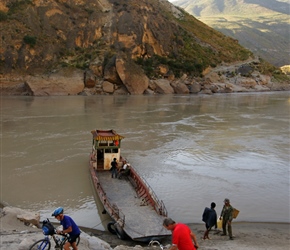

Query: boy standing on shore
<box><xmin>202</xmin><ymin>202</ymin><xmax>217</xmax><ymax>239</ymax></box>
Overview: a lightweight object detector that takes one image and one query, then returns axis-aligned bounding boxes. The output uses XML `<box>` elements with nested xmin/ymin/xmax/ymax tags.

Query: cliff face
<box><xmin>0</xmin><ymin>0</ymin><xmax>288</xmax><ymax>95</ymax></box>
<box><xmin>1</xmin><ymin>0</ymin><xmax>112</xmax><ymax>73</ymax></box>
<box><xmin>0</xmin><ymin>0</ymin><xmax>251</xmax><ymax>74</ymax></box>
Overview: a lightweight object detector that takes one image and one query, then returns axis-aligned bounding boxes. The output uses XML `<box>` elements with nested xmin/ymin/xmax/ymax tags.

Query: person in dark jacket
<box><xmin>110</xmin><ymin>158</ymin><xmax>118</xmax><ymax>178</ymax></box>
<box><xmin>202</xmin><ymin>202</ymin><xmax>217</xmax><ymax>240</ymax></box>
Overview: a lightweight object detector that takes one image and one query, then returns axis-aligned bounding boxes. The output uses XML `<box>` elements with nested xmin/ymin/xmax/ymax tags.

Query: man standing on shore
<box><xmin>52</xmin><ymin>207</ymin><xmax>81</xmax><ymax>250</ymax></box>
<box><xmin>202</xmin><ymin>202</ymin><xmax>217</xmax><ymax>239</ymax></box>
<box><xmin>219</xmin><ymin>198</ymin><xmax>234</xmax><ymax>240</ymax></box>
<box><xmin>163</xmin><ymin>217</ymin><xmax>199</xmax><ymax>249</ymax></box>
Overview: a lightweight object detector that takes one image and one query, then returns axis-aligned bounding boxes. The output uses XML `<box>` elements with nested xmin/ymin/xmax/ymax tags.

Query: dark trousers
<box><xmin>111</xmin><ymin>168</ymin><xmax>118</xmax><ymax>178</ymax></box>
<box><xmin>222</xmin><ymin>219</ymin><xmax>232</xmax><ymax>237</ymax></box>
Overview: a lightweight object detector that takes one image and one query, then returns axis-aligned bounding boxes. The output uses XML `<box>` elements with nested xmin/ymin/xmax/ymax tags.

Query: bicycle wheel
<box><xmin>60</xmin><ymin>236</ymin><xmax>80</xmax><ymax>249</ymax></box>
<box><xmin>29</xmin><ymin>239</ymin><xmax>51</xmax><ymax>250</ymax></box>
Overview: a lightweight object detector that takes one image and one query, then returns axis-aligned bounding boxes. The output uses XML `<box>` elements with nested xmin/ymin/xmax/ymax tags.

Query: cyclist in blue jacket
<box><xmin>52</xmin><ymin>207</ymin><xmax>81</xmax><ymax>250</ymax></box>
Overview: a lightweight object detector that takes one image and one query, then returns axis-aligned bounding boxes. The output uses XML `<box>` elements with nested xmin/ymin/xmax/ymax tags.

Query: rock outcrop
<box><xmin>3</xmin><ymin>58</ymin><xmax>288</xmax><ymax>96</ymax></box>
<box><xmin>24</xmin><ymin>68</ymin><xmax>84</xmax><ymax>96</ymax></box>
<box><xmin>115</xmin><ymin>54</ymin><xmax>149</xmax><ymax>95</ymax></box>
<box><xmin>0</xmin><ymin>206</ymin><xmax>137</xmax><ymax>250</ymax></box>
<box><xmin>153</xmin><ymin>79</ymin><xmax>174</xmax><ymax>94</ymax></box>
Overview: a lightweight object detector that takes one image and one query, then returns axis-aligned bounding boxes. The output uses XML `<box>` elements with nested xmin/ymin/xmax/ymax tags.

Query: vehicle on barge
<box><xmin>89</xmin><ymin>129</ymin><xmax>170</xmax><ymax>242</ymax></box>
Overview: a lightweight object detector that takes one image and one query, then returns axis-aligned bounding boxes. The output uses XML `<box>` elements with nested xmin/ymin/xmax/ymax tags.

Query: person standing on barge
<box><xmin>110</xmin><ymin>158</ymin><xmax>118</xmax><ymax>178</ymax></box>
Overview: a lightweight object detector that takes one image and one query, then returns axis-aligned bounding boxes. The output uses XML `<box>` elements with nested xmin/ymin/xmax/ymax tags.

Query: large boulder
<box><xmin>153</xmin><ymin>79</ymin><xmax>174</xmax><ymax>94</ymax></box>
<box><xmin>257</xmin><ymin>74</ymin><xmax>271</xmax><ymax>85</ymax></box>
<box><xmin>204</xmin><ymin>72</ymin><xmax>222</xmax><ymax>83</ymax></box>
<box><xmin>189</xmin><ymin>82</ymin><xmax>202</xmax><ymax>94</ymax></box>
<box><xmin>3</xmin><ymin>206</ymin><xmax>40</xmax><ymax>228</ymax></box>
<box><xmin>24</xmin><ymin>68</ymin><xmax>84</xmax><ymax>96</ymax></box>
<box><xmin>236</xmin><ymin>64</ymin><xmax>254</xmax><ymax>76</ymax></box>
<box><xmin>84</xmin><ymin>70</ymin><xmax>97</xmax><ymax>88</ymax></box>
<box><xmin>103</xmin><ymin>55</ymin><xmax>123</xmax><ymax>85</ymax></box>
<box><xmin>235</xmin><ymin>77</ymin><xmax>257</xmax><ymax>88</ymax></box>
<box><xmin>254</xmin><ymin>84</ymin><xmax>270</xmax><ymax>91</ymax></box>
<box><xmin>115</xmin><ymin>54</ymin><xmax>149</xmax><ymax>95</ymax></box>
<box><xmin>171</xmin><ymin>81</ymin><xmax>189</xmax><ymax>94</ymax></box>
<box><xmin>102</xmin><ymin>81</ymin><xmax>115</xmax><ymax>93</ymax></box>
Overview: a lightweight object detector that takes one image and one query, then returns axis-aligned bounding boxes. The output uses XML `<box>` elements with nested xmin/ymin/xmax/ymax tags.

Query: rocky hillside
<box><xmin>0</xmin><ymin>0</ymin><xmax>289</xmax><ymax>96</ymax></box>
<box><xmin>172</xmin><ymin>0</ymin><xmax>290</xmax><ymax>67</ymax></box>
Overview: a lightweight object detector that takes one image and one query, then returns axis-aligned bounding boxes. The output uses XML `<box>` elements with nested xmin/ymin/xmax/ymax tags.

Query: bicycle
<box><xmin>29</xmin><ymin>219</ymin><xmax>80</xmax><ymax>250</ymax></box>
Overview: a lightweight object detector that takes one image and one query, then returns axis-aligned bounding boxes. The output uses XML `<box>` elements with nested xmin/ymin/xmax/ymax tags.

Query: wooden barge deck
<box><xmin>90</xmin><ymin>166</ymin><xmax>170</xmax><ymax>241</ymax></box>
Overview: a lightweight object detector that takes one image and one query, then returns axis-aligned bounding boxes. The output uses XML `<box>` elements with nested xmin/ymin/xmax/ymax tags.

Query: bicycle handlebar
<box><xmin>54</xmin><ymin>229</ymin><xmax>68</xmax><ymax>236</ymax></box>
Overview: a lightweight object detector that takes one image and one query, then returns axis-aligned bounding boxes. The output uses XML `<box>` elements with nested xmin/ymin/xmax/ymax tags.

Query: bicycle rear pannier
<box><xmin>42</xmin><ymin>219</ymin><xmax>55</xmax><ymax>235</ymax></box>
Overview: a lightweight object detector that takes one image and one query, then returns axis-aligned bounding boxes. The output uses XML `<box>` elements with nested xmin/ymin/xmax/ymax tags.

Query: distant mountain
<box><xmin>172</xmin><ymin>0</ymin><xmax>290</xmax><ymax>67</ymax></box>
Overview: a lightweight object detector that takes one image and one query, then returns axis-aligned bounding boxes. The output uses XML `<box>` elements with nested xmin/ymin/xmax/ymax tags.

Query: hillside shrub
<box><xmin>7</xmin><ymin>0</ymin><xmax>33</xmax><ymax>14</ymax></box>
<box><xmin>23</xmin><ymin>35</ymin><xmax>37</xmax><ymax>47</ymax></box>
<box><xmin>136</xmin><ymin>54</ymin><xmax>206</xmax><ymax>78</ymax></box>
<box><xmin>0</xmin><ymin>11</ymin><xmax>8</xmax><ymax>21</ymax></box>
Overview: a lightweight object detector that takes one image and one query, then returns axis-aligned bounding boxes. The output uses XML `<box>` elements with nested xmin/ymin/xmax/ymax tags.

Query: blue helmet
<box><xmin>52</xmin><ymin>207</ymin><xmax>64</xmax><ymax>216</ymax></box>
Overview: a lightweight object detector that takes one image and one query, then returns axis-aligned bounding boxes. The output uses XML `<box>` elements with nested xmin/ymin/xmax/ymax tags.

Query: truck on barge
<box><xmin>89</xmin><ymin>129</ymin><xmax>170</xmax><ymax>242</ymax></box>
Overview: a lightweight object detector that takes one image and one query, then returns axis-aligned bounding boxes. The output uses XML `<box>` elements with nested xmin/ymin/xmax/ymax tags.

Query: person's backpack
<box><xmin>42</xmin><ymin>219</ymin><xmax>55</xmax><ymax>235</ymax></box>
<box><xmin>202</xmin><ymin>207</ymin><xmax>210</xmax><ymax>223</ymax></box>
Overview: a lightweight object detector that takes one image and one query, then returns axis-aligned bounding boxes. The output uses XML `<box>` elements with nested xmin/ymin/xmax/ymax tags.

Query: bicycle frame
<box><xmin>32</xmin><ymin>235</ymin><xmax>51</xmax><ymax>249</ymax></box>
<box><xmin>30</xmin><ymin>229</ymin><xmax>80</xmax><ymax>249</ymax></box>
<box><xmin>53</xmin><ymin>234</ymin><xmax>69</xmax><ymax>248</ymax></box>
<box><xmin>32</xmin><ymin>234</ymin><xmax>66</xmax><ymax>249</ymax></box>
<box><xmin>30</xmin><ymin>218</ymin><xmax>80</xmax><ymax>250</ymax></box>
<box><xmin>39</xmin><ymin>236</ymin><xmax>51</xmax><ymax>249</ymax></box>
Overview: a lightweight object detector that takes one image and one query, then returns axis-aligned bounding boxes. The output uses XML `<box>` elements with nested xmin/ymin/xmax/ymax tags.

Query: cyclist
<box><xmin>52</xmin><ymin>207</ymin><xmax>81</xmax><ymax>250</ymax></box>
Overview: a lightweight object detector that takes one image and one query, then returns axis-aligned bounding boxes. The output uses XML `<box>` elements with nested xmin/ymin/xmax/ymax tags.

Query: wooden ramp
<box><xmin>97</xmin><ymin>172</ymin><xmax>169</xmax><ymax>241</ymax></box>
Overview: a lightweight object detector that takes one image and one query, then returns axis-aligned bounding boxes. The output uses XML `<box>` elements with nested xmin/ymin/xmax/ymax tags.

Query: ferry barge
<box><xmin>89</xmin><ymin>129</ymin><xmax>170</xmax><ymax>242</ymax></box>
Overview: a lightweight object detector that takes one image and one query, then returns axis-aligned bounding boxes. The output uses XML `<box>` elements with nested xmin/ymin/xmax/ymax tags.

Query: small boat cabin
<box><xmin>90</xmin><ymin>129</ymin><xmax>124</xmax><ymax>170</ymax></box>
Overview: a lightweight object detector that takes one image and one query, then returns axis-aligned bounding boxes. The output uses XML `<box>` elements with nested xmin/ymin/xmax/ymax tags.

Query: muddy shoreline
<box><xmin>1</xmin><ymin>204</ymin><xmax>289</xmax><ymax>250</ymax></box>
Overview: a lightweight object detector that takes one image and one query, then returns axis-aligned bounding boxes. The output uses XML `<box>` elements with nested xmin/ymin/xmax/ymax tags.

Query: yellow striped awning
<box><xmin>91</xmin><ymin>129</ymin><xmax>125</xmax><ymax>141</ymax></box>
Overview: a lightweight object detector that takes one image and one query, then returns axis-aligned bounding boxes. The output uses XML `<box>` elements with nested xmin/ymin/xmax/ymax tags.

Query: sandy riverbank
<box><xmin>0</xmin><ymin>206</ymin><xmax>289</xmax><ymax>249</ymax></box>
<box><xmin>85</xmin><ymin>221</ymin><xmax>290</xmax><ymax>250</ymax></box>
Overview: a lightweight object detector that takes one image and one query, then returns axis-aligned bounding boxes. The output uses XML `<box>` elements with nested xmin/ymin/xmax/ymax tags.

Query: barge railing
<box><xmin>129</xmin><ymin>167</ymin><xmax>168</xmax><ymax>217</ymax></box>
<box><xmin>90</xmin><ymin>162</ymin><xmax>125</xmax><ymax>227</ymax></box>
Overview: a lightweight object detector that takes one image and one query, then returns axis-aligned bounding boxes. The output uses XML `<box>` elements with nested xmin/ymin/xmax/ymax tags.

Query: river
<box><xmin>1</xmin><ymin>92</ymin><xmax>289</xmax><ymax>230</ymax></box>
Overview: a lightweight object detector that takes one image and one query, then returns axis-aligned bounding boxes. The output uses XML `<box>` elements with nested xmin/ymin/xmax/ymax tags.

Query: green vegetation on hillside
<box><xmin>23</xmin><ymin>35</ymin><xmax>37</xmax><ymax>47</ymax></box>
<box><xmin>0</xmin><ymin>11</ymin><xmax>8</xmax><ymax>21</ymax></box>
<box><xmin>7</xmin><ymin>0</ymin><xmax>33</xmax><ymax>15</ymax></box>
